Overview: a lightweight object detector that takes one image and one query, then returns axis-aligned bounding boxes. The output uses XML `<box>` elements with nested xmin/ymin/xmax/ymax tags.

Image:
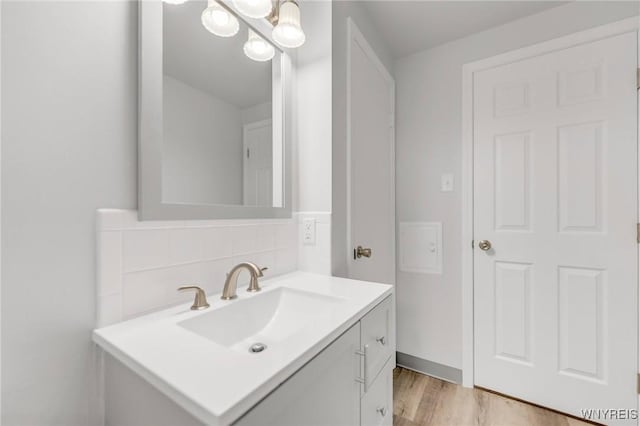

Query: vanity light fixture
<box><xmin>233</xmin><ymin>0</ymin><xmax>273</xmax><ymax>19</ymax></box>
<box><xmin>244</xmin><ymin>28</ymin><xmax>275</xmax><ymax>61</ymax></box>
<box><xmin>201</xmin><ymin>0</ymin><xmax>240</xmax><ymax>37</ymax></box>
<box><xmin>272</xmin><ymin>0</ymin><xmax>305</xmax><ymax>48</ymax></box>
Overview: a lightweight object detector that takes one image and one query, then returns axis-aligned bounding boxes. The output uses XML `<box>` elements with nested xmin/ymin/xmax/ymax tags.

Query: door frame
<box><xmin>345</xmin><ymin>17</ymin><xmax>396</xmax><ymax>281</ymax></box>
<box><xmin>461</xmin><ymin>16</ymin><xmax>640</xmax><ymax>388</ymax></box>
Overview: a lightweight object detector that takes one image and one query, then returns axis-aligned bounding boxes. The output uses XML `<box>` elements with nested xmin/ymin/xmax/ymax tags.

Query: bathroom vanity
<box><xmin>93</xmin><ymin>272</ymin><xmax>394</xmax><ymax>426</ymax></box>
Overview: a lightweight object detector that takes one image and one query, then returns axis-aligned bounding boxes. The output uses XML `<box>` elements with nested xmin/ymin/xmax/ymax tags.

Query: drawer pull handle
<box><xmin>376</xmin><ymin>336</ymin><xmax>386</xmax><ymax>346</ymax></box>
<box><xmin>377</xmin><ymin>407</ymin><xmax>388</xmax><ymax>417</ymax></box>
<box><xmin>354</xmin><ymin>348</ymin><xmax>368</xmax><ymax>390</ymax></box>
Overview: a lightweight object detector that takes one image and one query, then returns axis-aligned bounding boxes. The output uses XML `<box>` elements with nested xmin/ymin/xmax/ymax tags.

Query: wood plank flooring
<box><xmin>393</xmin><ymin>367</ymin><xmax>591</xmax><ymax>426</ymax></box>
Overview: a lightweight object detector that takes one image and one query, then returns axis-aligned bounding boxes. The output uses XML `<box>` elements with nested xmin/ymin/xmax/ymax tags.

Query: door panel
<box><xmin>348</xmin><ymin>24</ymin><xmax>395</xmax><ymax>285</ymax></box>
<box><xmin>494</xmin><ymin>261</ymin><xmax>532</xmax><ymax>365</ymax></box>
<box><xmin>473</xmin><ymin>32</ymin><xmax>637</xmax><ymax>420</ymax></box>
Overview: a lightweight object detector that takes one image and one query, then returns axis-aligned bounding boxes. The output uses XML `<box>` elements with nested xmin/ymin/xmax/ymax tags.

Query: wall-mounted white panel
<box><xmin>399</xmin><ymin>222</ymin><xmax>442</xmax><ymax>274</ymax></box>
<box><xmin>494</xmin><ymin>132</ymin><xmax>532</xmax><ymax>231</ymax></box>
<box><xmin>557</xmin><ymin>122</ymin><xmax>604</xmax><ymax>233</ymax></box>
<box><xmin>558</xmin><ymin>266</ymin><xmax>605</xmax><ymax>382</ymax></box>
<box><xmin>494</xmin><ymin>261</ymin><xmax>533</xmax><ymax>365</ymax></box>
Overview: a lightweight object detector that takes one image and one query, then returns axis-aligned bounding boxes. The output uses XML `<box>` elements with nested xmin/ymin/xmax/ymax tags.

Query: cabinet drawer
<box><xmin>361</xmin><ymin>296</ymin><xmax>393</xmax><ymax>391</ymax></box>
<box><xmin>361</xmin><ymin>359</ymin><xmax>393</xmax><ymax>426</ymax></box>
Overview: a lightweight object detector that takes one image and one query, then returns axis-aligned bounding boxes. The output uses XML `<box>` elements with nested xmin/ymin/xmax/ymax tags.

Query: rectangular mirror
<box><xmin>139</xmin><ymin>0</ymin><xmax>292</xmax><ymax>220</ymax></box>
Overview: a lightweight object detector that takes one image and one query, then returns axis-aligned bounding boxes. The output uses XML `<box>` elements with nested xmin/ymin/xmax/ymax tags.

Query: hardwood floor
<box><xmin>393</xmin><ymin>367</ymin><xmax>591</xmax><ymax>426</ymax></box>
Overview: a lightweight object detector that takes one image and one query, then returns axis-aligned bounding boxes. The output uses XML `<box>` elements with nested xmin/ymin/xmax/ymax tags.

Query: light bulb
<box><xmin>244</xmin><ymin>28</ymin><xmax>275</xmax><ymax>61</ymax></box>
<box><xmin>163</xmin><ymin>0</ymin><xmax>188</xmax><ymax>4</ymax></box>
<box><xmin>272</xmin><ymin>1</ymin><xmax>305</xmax><ymax>48</ymax></box>
<box><xmin>201</xmin><ymin>0</ymin><xmax>239</xmax><ymax>37</ymax></box>
<box><xmin>233</xmin><ymin>0</ymin><xmax>272</xmax><ymax>19</ymax></box>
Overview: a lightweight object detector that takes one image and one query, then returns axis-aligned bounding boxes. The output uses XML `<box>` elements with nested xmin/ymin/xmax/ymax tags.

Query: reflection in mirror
<box><xmin>162</xmin><ymin>1</ymin><xmax>283</xmax><ymax>208</ymax></box>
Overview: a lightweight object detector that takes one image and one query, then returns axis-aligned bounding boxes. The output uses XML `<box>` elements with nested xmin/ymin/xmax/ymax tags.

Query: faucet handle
<box><xmin>178</xmin><ymin>285</ymin><xmax>210</xmax><ymax>310</ymax></box>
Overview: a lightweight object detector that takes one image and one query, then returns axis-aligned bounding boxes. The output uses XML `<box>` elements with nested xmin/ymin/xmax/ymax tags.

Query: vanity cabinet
<box><xmin>100</xmin><ymin>289</ymin><xmax>394</xmax><ymax>426</ymax></box>
<box><xmin>235</xmin><ymin>295</ymin><xmax>394</xmax><ymax>426</ymax></box>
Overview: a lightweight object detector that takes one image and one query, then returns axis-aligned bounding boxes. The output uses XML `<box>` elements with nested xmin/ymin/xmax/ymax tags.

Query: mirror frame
<box><xmin>138</xmin><ymin>0</ymin><xmax>293</xmax><ymax>220</ymax></box>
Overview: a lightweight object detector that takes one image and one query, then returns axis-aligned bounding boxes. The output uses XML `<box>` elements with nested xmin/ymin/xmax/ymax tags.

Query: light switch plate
<box><xmin>441</xmin><ymin>173</ymin><xmax>454</xmax><ymax>192</ymax></box>
<box><xmin>302</xmin><ymin>218</ymin><xmax>316</xmax><ymax>245</ymax></box>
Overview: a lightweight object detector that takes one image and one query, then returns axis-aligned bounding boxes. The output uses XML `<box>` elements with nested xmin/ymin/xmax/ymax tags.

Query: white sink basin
<box><xmin>178</xmin><ymin>287</ymin><xmax>347</xmax><ymax>353</ymax></box>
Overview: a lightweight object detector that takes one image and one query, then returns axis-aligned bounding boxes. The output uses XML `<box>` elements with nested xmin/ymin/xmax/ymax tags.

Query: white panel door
<box><xmin>474</xmin><ymin>32</ymin><xmax>637</xmax><ymax>420</ymax></box>
<box><xmin>243</xmin><ymin>119</ymin><xmax>273</xmax><ymax>206</ymax></box>
<box><xmin>348</xmin><ymin>21</ymin><xmax>395</xmax><ymax>285</ymax></box>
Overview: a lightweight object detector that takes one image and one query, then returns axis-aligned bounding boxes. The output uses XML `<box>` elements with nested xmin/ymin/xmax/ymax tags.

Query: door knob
<box><xmin>354</xmin><ymin>246</ymin><xmax>372</xmax><ymax>259</ymax></box>
<box><xmin>478</xmin><ymin>240</ymin><xmax>492</xmax><ymax>251</ymax></box>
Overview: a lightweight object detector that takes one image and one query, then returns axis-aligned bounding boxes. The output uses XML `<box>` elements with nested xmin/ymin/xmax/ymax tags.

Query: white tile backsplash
<box><xmin>122</xmin><ymin>229</ymin><xmax>169</xmax><ymax>272</ymax></box>
<box><xmin>168</xmin><ymin>228</ymin><xmax>204</xmax><ymax>265</ymax></box>
<box><xmin>96</xmin><ymin>209</ymin><xmax>299</xmax><ymax>326</ymax></box>
<box><xmin>96</xmin><ymin>231</ymin><xmax>122</xmax><ymax>296</ymax></box>
<box><xmin>202</xmin><ymin>227</ymin><xmax>232</xmax><ymax>260</ymax></box>
<box><xmin>231</xmin><ymin>225</ymin><xmax>258</xmax><ymax>256</ymax></box>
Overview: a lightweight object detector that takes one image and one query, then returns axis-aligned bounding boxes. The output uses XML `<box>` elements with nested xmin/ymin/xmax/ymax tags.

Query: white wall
<box><xmin>331</xmin><ymin>1</ymin><xmax>394</xmax><ymax>277</ymax></box>
<box><xmin>295</xmin><ymin>1</ymin><xmax>333</xmax><ymax>274</ymax></box>
<box><xmin>394</xmin><ymin>1</ymin><xmax>640</xmax><ymax>371</ymax></box>
<box><xmin>295</xmin><ymin>1</ymin><xmax>332</xmax><ymax>214</ymax></box>
<box><xmin>163</xmin><ymin>75</ymin><xmax>243</xmax><ymax>206</ymax></box>
<box><xmin>1</xmin><ymin>1</ymin><xmax>333</xmax><ymax>424</ymax></box>
<box><xmin>241</xmin><ymin>101</ymin><xmax>271</xmax><ymax>125</ymax></box>
<box><xmin>1</xmin><ymin>2</ymin><xmax>137</xmax><ymax>424</ymax></box>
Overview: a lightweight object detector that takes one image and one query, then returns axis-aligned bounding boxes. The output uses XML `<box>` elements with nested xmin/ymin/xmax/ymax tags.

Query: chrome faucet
<box><xmin>221</xmin><ymin>262</ymin><xmax>267</xmax><ymax>300</ymax></box>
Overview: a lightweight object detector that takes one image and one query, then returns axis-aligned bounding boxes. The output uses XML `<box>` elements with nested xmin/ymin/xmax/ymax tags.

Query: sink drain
<box><xmin>249</xmin><ymin>342</ymin><xmax>267</xmax><ymax>353</ymax></box>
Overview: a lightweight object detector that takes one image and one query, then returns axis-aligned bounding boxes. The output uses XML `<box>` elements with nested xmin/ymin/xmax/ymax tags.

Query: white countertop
<box><xmin>93</xmin><ymin>272</ymin><xmax>393</xmax><ymax>426</ymax></box>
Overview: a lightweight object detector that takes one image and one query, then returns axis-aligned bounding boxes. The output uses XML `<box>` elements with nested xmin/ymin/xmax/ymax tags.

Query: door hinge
<box><xmin>637</xmin><ymin>223</ymin><xmax>640</xmax><ymax>243</ymax></box>
<box><xmin>471</xmin><ymin>240</ymin><xmax>475</xmax><ymax>249</ymax></box>
<box><xmin>637</xmin><ymin>68</ymin><xmax>640</xmax><ymax>90</ymax></box>
<box><xmin>246</xmin><ymin>148</ymin><xmax>250</xmax><ymax>159</ymax></box>
<box><xmin>637</xmin><ymin>373</ymin><xmax>640</xmax><ymax>394</ymax></box>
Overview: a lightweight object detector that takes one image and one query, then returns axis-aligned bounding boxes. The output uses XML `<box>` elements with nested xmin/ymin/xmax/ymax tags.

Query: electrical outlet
<box><xmin>302</xmin><ymin>218</ymin><xmax>316</xmax><ymax>245</ymax></box>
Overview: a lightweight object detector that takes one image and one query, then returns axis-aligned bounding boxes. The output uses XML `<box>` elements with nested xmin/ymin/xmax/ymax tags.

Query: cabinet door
<box><xmin>234</xmin><ymin>323</ymin><xmax>361</xmax><ymax>426</ymax></box>
<box><xmin>361</xmin><ymin>360</ymin><xmax>393</xmax><ymax>426</ymax></box>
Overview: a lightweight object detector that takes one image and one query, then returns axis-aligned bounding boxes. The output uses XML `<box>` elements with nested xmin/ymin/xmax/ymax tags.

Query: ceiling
<box><xmin>163</xmin><ymin>0</ymin><xmax>274</xmax><ymax>109</ymax></box>
<box><xmin>360</xmin><ymin>1</ymin><xmax>569</xmax><ymax>58</ymax></box>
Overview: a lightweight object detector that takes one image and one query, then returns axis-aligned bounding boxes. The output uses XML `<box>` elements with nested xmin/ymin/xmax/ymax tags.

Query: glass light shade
<box><xmin>243</xmin><ymin>29</ymin><xmax>275</xmax><ymax>61</ymax></box>
<box><xmin>233</xmin><ymin>0</ymin><xmax>273</xmax><ymax>19</ymax></box>
<box><xmin>163</xmin><ymin>0</ymin><xmax>188</xmax><ymax>4</ymax></box>
<box><xmin>201</xmin><ymin>0</ymin><xmax>240</xmax><ymax>37</ymax></box>
<box><xmin>272</xmin><ymin>1</ymin><xmax>305</xmax><ymax>48</ymax></box>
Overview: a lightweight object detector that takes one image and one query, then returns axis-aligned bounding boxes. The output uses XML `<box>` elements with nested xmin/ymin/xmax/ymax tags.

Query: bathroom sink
<box><xmin>93</xmin><ymin>272</ymin><xmax>394</xmax><ymax>425</ymax></box>
<box><xmin>178</xmin><ymin>287</ymin><xmax>347</xmax><ymax>353</ymax></box>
